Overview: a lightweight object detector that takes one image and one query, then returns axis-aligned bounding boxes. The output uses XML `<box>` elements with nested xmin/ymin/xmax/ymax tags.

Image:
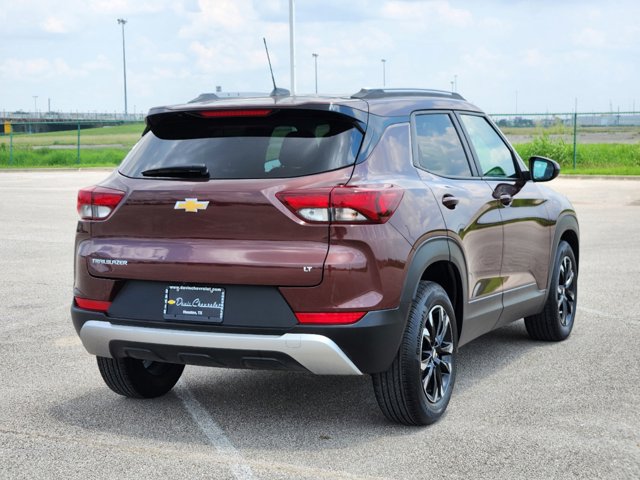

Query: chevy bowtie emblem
<box><xmin>174</xmin><ymin>198</ymin><xmax>209</xmax><ymax>213</ymax></box>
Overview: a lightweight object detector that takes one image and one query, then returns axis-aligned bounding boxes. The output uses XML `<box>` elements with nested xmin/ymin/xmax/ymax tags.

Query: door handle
<box><xmin>442</xmin><ymin>194</ymin><xmax>459</xmax><ymax>210</ymax></box>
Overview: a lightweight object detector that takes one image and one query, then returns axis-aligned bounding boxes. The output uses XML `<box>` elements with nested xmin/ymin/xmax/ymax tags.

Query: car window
<box><xmin>414</xmin><ymin>113</ymin><xmax>472</xmax><ymax>177</ymax></box>
<box><xmin>459</xmin><ymin>114</ymin><xmax>517</xmax><ymax>178</ymax></box>
<box><xmin>119</xmin><ymin>111</ymin><xmax>363</xmax><ymax>180</ymax></box>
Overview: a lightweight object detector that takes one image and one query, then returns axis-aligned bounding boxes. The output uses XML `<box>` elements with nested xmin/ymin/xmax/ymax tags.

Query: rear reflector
<box><xmin>77</xmin><ymin>186</ymin><xmax>125</xmax><ymax>220</ymax></box>
<box><xmin>295</xmin><ymin>312</ymin><xmax>366</xmax><ymax>324</ymax></box>
<box><xmin>277</xmin><ymin>185</ymin><xmax>403</xmax><ymax>224</ymax></box>
<box><xmin>199</xmin><ymin>109</ymin><xmax>272</xmax><ymax>118</ymax></box>
<box><xmin>75</xmin><ymin>297</ymin><xmax>112</xmax><ymax>313</ymax></box>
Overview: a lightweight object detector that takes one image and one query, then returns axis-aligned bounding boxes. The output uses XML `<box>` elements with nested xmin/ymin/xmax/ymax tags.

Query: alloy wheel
<box><xmin>557</xmin><ymin>255</ymin><xmax>576</xmax><ymax>326</ymax></box>
<box><xmin>421</xmin><ymin>305</ymin><xmax>454</xmax><ymax>403</ymax></box>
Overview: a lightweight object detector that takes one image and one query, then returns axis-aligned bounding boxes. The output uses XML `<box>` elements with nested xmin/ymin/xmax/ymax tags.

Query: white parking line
<box><xmin>175</xmin><ymin>382</ymin><xmax>255</xmax><ymax>480</ymax></box>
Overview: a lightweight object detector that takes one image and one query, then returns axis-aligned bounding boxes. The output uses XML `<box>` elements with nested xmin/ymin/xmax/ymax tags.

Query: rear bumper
<box><xmin>72</xmin><ymin>305</ymin><xmax>406</xmax><ymax>374</ymax></box>
<box><xmin>80</xmin><ymin>320</ymin><xmax>361</xmax><ymax>375</ymax></box>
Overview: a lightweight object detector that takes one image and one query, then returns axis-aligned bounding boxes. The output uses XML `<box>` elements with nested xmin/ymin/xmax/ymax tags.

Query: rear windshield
<box><xmin>119</xmin><ymin>109</ymin><xmax>364</xmax><ymax>179</ymax></box>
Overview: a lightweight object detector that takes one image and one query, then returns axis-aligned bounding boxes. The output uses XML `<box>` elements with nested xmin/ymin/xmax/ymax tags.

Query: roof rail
<box><xmin>351</xmin><ymin>88</ymin><xmax>465</xmax><ymax>101</ymax></box>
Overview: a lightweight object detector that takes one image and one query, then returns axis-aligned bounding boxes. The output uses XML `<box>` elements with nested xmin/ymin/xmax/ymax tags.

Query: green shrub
<box><xmin>515</xmin><ymin>135</ymin><xmax>573</xmax><ymax>166</ymax></box>
<box><xmin>514</xmin><ymin>136</ymin><xmax>640</xmax><ymax>173</ymax></box>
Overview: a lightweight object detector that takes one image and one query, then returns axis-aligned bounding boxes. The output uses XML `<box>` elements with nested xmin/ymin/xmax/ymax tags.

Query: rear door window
<box><xmin>414</xmin><ymin>113</ymin><xmax>472</xmax><ymax>177</ymax></box>
<box><xmin>119</xmin><ymin>110</ymin><xmax>364</xmax><ymax>180</ymax></box>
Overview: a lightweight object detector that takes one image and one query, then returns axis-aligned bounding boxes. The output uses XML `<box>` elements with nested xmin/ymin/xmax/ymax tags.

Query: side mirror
<box><xmin>529</xmin><ymin>156</ymin><xmax>560</xmax><ymax>182</ymax></box>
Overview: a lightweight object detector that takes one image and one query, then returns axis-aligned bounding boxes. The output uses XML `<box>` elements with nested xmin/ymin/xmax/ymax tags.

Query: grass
<box><xmin>0</xmin><ymin>123</ymin><xmax>145</xmax><ymax>147</ymax></box>
<box><xmin>513</xmin><ymin>136</ymin><xmax>640</xmax><ymax>175</ymax></box>
<box><xmin>500</xmin><ymin>125</ymin><xmax>640</xmax><ymax>136</ymax></box>
<box><xmin>0</xmin><ymin>123</ymin><xmax>144</xmax><ymax>168</ymax></box>
<box><xmin>0</xmin><ymin>147</ymin><xmax>126</xmax><ymax>168</ymax></box>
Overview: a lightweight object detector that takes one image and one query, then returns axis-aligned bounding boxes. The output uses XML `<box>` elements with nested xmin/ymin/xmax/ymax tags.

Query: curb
<box><xmin>559</xmin><ymin>174</ymin><xmax>640</xmax><ymax>181</ymax></box>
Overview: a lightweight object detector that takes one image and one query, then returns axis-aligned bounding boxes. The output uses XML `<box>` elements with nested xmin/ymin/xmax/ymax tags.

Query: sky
<box><xmin>1</xmin><ymin>0</ymin><xmax>639</xmax><ymax>115</ymax></box>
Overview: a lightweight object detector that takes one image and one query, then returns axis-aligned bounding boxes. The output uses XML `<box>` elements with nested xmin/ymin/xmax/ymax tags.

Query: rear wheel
<box><xmin>525</xmin><ymin>240</ymin><xmax>578</xmax><ymax>341</ymax></box>
<box><xmin>97</xmin><ymin>356</ymin><xmax>185</xmax><ymax>398</ymax></box>
<box><xmin>372</xmin><ymin>281</ymin><xmax>457</xmax><ymax>425</ymax></box>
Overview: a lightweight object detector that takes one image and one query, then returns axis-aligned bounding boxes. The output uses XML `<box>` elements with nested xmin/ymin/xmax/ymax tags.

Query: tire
<box><xmin>525</xmin><ymin>240</ymin><xmax>578</xmax><ymax>341</ymax></box>
<box><xmin>372</xmin><ymin>281</ymin><xmax>458</xmax><ymax>426</ymax></box>
<box><xmin>96</xmin><ymin>356</ymin><xmax>185</xmax><ymax>398</ymax></box>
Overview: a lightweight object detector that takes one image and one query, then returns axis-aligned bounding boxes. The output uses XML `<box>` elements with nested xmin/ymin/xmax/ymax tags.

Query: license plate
<box><xmin>163</xmin><ymin>285</ymin><xmax>225</xmax><ymax>323</ymax></box>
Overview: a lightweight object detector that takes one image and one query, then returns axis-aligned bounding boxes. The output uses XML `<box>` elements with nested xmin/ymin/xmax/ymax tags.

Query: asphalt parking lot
<box><xmin>0</xmin><ymin>170</ymin><xmax>638</xmax><ymax>479</ymax></box>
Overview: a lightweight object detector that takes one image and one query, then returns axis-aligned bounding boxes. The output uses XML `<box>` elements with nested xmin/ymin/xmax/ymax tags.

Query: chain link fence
<box><xmin>0</xmin><ymin>119</ymin><xmax>144</xmax><ymax>167</ymax></box>
<box><xmin>1</xmin><ymin>112</ymin><xmax>639</xmax><ymax>171</ymax></box>
<box><xmin>491</xmin><ymin>112</ymin><xmax>640</xmax><ymax>169</ymax></box>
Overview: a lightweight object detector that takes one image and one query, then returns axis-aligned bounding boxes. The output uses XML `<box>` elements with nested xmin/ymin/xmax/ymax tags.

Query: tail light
<box><xmin>74</xmin><ymin>297</ymin><xmax>111</xmax><ymax>312</ymax></box>
<box><xmin>77</xmin><ymin>186</ymin><xmax>125</xmax><ymax>220</ymax></box>
<box><xmin>198</xmin><ymin>109</ymin><xmax>272</xmax><ymax>118</ymax></box>
<box><xmin>276</xmin><ymin>185</ymin><xmax>403</xmax><ymax>224</ymax></box>
<box><xmin>295</xmin><ymin>312</ymin><xmax>366</xmax><ymax>324</ymax></box>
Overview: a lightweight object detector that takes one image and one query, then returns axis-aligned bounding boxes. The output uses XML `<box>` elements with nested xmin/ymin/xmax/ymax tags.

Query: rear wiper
<box><xmin>141</xmin><ymin>164</ymin><xmax>209</xmax><ymax>179</ymax></box>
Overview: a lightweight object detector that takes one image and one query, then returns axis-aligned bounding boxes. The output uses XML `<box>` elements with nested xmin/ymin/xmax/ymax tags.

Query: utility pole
<box><xmin>572</xmin><ymin>97</ymin><xmax>578</xmax><ymax>170</ymax></box>
<box><xmin>289</xmin><ymin>0</ymin><xmax>296</xmax><ymax>95</ymax></box>
<box><xmin>117</xmin><ymin>18</ymin><xmax>128</xmax><ymax>115</ymax></box>
<box><xmin>312</xmin><ymin>53</ymin><xmax>319</xmax><ymax>94</ymax></box>
<box><xmin>33</xmin><ymin>96</ymin><xmax>38</xmax><ymax>114</ymax></box>
<box><xmin>381</xmin><ymin>59</ymin><xmax>386</xmax><ymax>87</ymax></box>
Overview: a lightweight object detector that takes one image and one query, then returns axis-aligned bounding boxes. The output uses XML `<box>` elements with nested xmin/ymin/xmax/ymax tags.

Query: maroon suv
<box><xmin>72</xmin><ymin>89</ymin><xmax>579</xmax><ymax>425</ymax></box>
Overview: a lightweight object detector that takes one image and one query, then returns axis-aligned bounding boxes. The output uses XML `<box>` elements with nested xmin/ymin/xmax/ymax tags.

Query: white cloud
<box><xmin>479</xmin><ymin>16</ymin><xmax>506</xmax><ymax>31</ymax></box>
<box><xmin>382</xmin><ymin>0</ymin><xmax>472</xmax><ymax>27</ymax></box>
<box><xmin>522</xmin><ymin>48</ymin><xmax>550</xmax><ymax>68</ymax></box>
<box><xmin>156</xmin><ymin>52</ymin><xmax>188</xmax><ymax>63</ymax></box>
<box><xmin>175</xmin><ymin>0</ymin><xmax>290</xmax><ymax>83</ymax></box>
<box><xmin>41</xmin><ymin>16</ymin><xmax>69</xmax><ymax>33</ymax></box>
<box><xmin>179</xmin><ymin>0</ymin><xmax>257</xmax><ymax>37</ymax></box>
<box><xmin>151</xmin><ymin>66</ymin><xmax>190</xmax><ymax>79</ymax></box>
<box><xmin>0</xmin><ymin>58</ymin><xmax>86</xmax><ymax>80</ymax></box>
<box><xmin>461</xmin><ymin>47</ymin><xmax>503</xmax><ymax>72</ymax></box>
<box><xmin>0</xmin><ymin>0</ymin><xmax>638</xmax><ymax>113</ymax></box>
<box><xmin>189</xmin><ymin>40</ymin><xmax>267</xmax><ymax>74</ymax></box>
<box><xmin>88</xmin><ymin>0</ymin><xmax>171</xmax><ymax>15</ymax></box>
<box><xmin>431</xmin><ymin>1</ymin><xmax>473</xmax><ymax>27</ymax></box>
<box><xmin>82</xmin><ymin>54</ymin><xmax>113</xmax><ymax>71</ymax></box>
<box><xmin>585</xmin><ymin>7</ymin><xmax>602</xmax><ymax>20</ymax></box>
<box><xmin>572</xmin><ymin>27</ymin><xmax>606</xmax><ymax>48</ymax></box>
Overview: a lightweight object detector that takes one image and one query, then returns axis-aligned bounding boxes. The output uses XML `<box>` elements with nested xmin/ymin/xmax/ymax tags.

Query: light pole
<box><xmin>312</xmin><ymin>53</ymin><xmax>319</xmax><ymax>94</ymax></box>
<box><xmin>381</xmin><ymin>59</ymin><xmax>386</xmax><ymax>87</ymax></box>
<box><xmin>33</xmin><ymin>95</ymin><xmax>38</xmax><ymax>114</ymax></box>
<box><xmin>117</xmin><ymin>18</ymin><xmax>128</xmax><ymax>116</ymax></box>
<box><xmin>289</xmin><ymin>0</ymin><xmax>296</xmax><ymax>95</ymax></box>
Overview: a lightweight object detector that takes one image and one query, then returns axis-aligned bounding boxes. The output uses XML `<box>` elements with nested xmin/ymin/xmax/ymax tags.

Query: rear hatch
<box><xmin>80</xmin><ymin>104</ymin><xmax>367</xmax><ymax>287</ymax></box>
